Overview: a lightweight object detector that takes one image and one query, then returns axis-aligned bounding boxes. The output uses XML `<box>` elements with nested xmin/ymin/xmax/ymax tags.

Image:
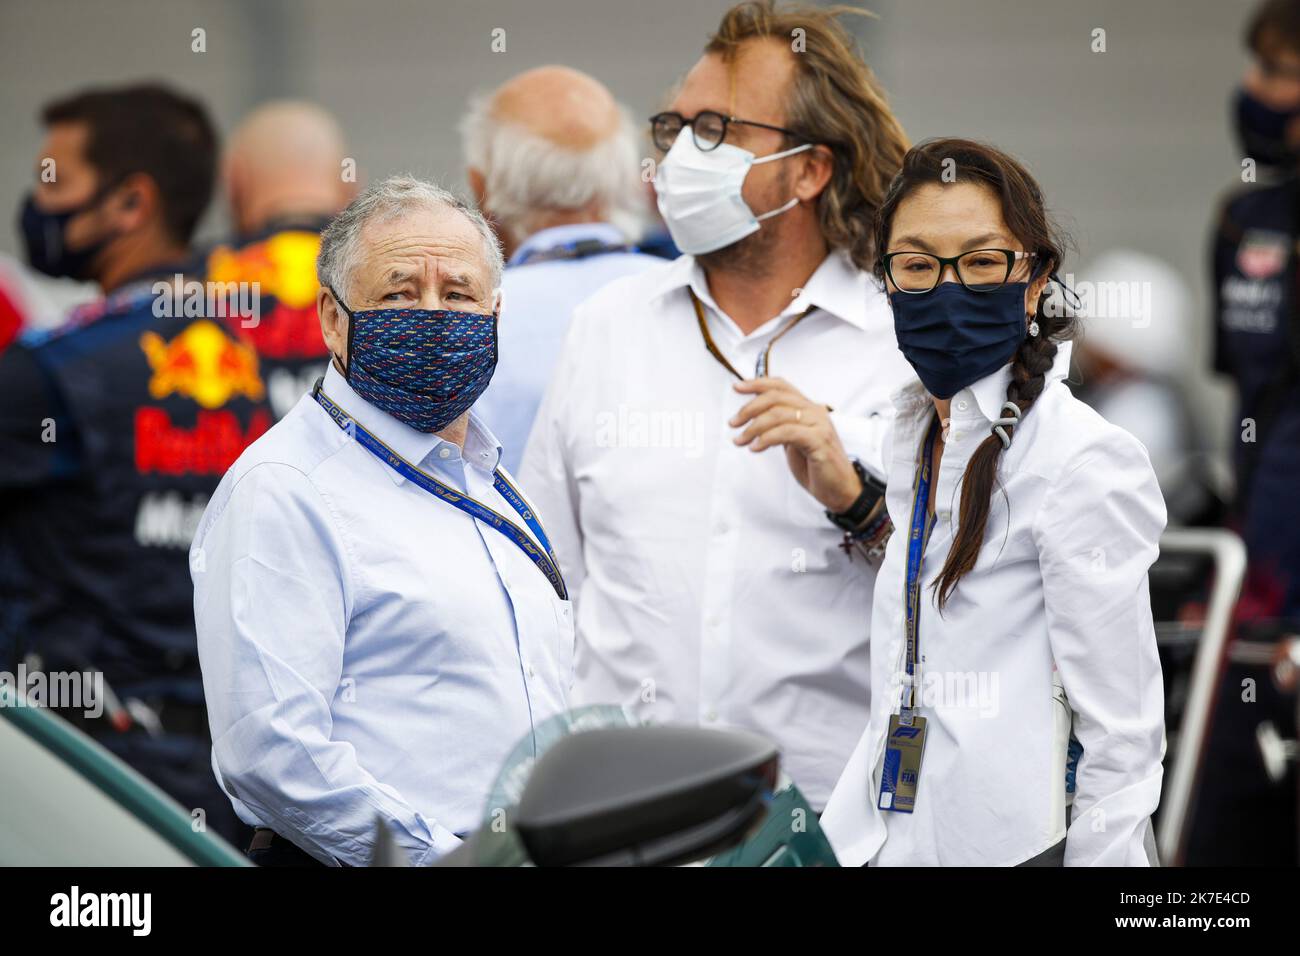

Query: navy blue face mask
<box><xmin>1233</xmin><ymin>86</ymin><xmax>1300</xmax><ymax>168</ymax></box>
<box><xmin>18</xmin><ymin>188</ymin><xmax>117</xmax><ymax>280</ymax></box>
<box><xmin>329</xmin><ymin>287</ymin><xmax>499</xmax><ymax>434</ymax></box>
<box><xmin>889</xmin><ymin>281</ymin><xmax>1029</xmax><ymax>400</ymax></box>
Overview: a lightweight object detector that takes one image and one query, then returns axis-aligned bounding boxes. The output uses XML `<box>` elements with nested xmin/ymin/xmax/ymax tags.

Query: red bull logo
<box><xmin>208</xmin><ymin>230</ymin><xmax>329</xmax><ymax>360</ymax></box>
<box><xmin>135</xmin><ymin>406</ymin><xmax>270</xmax><ymax>475</ymax></box>
<box><xmin>139</xmin><ymin>319</ymin><xmax>265</xmax><ymax>409</ymax></box>
<box><xmin>208</xmin><ymin>231</ymin><xmax>320</xmax><ymax>308</ymax></box>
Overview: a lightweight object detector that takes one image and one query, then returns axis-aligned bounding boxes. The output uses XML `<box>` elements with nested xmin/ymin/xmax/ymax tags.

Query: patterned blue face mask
<box><xmin>330</xmin><ymin>286</ymin><xmax>499</xmax><ymax>434</ymax></box>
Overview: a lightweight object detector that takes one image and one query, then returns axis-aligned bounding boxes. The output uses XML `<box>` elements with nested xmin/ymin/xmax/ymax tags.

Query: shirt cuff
<box><xmin>414</xmin><ymin>825</ymin><xmax>465</xmax><ymax>866</ymax></box>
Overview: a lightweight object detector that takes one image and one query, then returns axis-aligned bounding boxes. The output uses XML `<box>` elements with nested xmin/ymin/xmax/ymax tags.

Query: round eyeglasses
<box><xmin>649</xmin><ymin>110</ymin><xmax>805</xmax><ymax>153</ymax></box>
<box><xmin>883</xmin><ymin>249</ymin><xmax>1038</xmax><ymax>294</ymax></box>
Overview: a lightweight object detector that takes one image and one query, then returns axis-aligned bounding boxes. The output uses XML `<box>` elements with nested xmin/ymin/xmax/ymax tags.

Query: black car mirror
<box><xmin>511</xmin><ymin>724</ymin><xmax>779</xmax><ymax>866</ymax></box>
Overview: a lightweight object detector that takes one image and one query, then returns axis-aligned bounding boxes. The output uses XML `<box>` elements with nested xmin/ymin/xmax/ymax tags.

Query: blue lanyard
<box><xmin>901</xmin><ymin>416</ymin><xmax>940</xmax><ymax>722</ymax></box>
<box><xmin>312</xmin><ymin>384</ymin><xmax>568</xmax><ymax>601</ymax></box>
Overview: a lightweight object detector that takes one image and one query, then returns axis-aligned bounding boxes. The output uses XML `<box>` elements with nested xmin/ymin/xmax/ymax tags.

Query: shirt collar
<box><xmin>891</xmin><ymin>340</ymin><xmax>1075</xmax><ymax>421</ymax></box>
<box><xmin>318</xmin><ymin>363</ymin><xmax>502</xmax><ymax>480</ymax></box>
<box><xmin>508</xmin><ymin>222</ymin><xmax>628</xmax><ymax>267</ymax></box>
<box><xmin>648</xmin><ymin>249</ymin><xmax>876</xmax><ymax>333</ymax></box>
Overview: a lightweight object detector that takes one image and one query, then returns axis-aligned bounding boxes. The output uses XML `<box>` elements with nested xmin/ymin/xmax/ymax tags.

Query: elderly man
<box><xmin>463</xmin><ymin>65</ymin><xmax>661</xmax><ymax>471</ymax></box>
<box><xmin>520</xmin><ymin>0</ymin><xmax>914</xmax><ymax>810</ymax></box>
<box><xmin>191</xmin><ymin>176</ymin><xmax>572</xmax><ymax>867</ymax></box>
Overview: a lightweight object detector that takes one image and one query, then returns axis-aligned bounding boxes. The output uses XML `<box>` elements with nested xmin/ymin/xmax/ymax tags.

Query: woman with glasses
<box><xmin>787</xmin><ymin>139</ymin><xmax>1168</xmax><ymax>866</ymax></box>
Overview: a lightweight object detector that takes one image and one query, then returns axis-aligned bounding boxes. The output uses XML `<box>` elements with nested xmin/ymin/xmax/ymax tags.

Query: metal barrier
<box><xmin>1154</xmin><ymin>527</ymin><xmax>1247</xmax><ymax>866</ymax></box>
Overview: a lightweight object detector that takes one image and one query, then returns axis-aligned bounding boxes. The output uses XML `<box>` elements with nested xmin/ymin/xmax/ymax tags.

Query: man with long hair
<box><xmin>520</xmin><ymin>1</ymin><xmax>913</xmax><ymax>808</ymax></box>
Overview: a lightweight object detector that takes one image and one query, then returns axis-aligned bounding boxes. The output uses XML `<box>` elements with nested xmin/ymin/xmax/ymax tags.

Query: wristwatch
<box><xmin>825</xmin><ymin>459</ymin><xmax>887</xmax><ymax>534</ymax></box>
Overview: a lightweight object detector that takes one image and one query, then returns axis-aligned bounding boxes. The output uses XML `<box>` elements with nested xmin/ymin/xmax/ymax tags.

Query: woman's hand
<box><xmin>730</xmin><ymin>376</ymin><xmax>862</xmax><ymax>514</ymax></box>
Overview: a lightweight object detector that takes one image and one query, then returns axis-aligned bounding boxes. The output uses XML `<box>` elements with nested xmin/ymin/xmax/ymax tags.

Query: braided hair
<box><xmin>872</xmin><ymin>139</ymin><xmax>1076</xmax><ymax>608</ymax></box>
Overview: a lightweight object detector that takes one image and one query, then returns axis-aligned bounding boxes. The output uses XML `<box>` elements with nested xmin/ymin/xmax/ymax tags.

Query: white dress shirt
<box><xmin>475</xmin><ymin>223</ymin><xmax>663</xmax><ymax>473</ymax></box>
<box><xmin>191</xmin><ymin>363</ymin><xmax>572</xmax><ymax>866</ymax></box>
<box><xmin>820</xmin><ymin>342</ymin><xmax>1169</xmax><ymax>866</ymax></box>
<box><xmin>520</xmin><ymin>250</ymin><xmax>916</xmax><ymax>807</ymax></box>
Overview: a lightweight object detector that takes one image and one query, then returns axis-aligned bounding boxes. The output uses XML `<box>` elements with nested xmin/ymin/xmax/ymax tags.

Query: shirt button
<box><xmin>705</xmin><ymin>709</ymin><xmax>719</xmax><ymax>723</ymax></box>
<box><xmin>956</xmin><ymin>400</ymin><xmax>969</xmax><ymax>411</ymax></box>
<box><xmin>527</xmin><ymin>664</ymin><xmax>536</xmax><ymax>679</ymax></box>
<box><xmin>437</xmin><ymin>446</ymin><xmax>451</xmax><ymax>459</ymax></box>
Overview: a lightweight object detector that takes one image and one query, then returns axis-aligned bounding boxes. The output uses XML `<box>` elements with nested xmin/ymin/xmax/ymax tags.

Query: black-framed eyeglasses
<box><xmin>883</xmin><ymin>249</ymin><xmax>1038</xmax><ymax>294</ymax></box>
<box><xmin>649</xmin><ymin>110</ymin><xmax>805</xmax><ymax>152</ymax></box>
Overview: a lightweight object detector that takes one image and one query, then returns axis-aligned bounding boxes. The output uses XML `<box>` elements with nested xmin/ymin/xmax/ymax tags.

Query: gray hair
<box><xmin>316</xmin><ymin>174</ymin><xmax>504</xmax><ymax>302</ymax></box>
<box><xmin>460</xmin><ymin>95</ymin><xmax>646</xmax><ymax>245</ymax></box>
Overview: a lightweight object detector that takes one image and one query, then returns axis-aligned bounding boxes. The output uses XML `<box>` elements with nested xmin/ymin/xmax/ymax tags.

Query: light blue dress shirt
<box><xmin>474</xmin><ymin>222</ymin><xmax>662</xmax><ymax>473</ymax></box>
<box><xmin>190</xmin><ymin>362</ymin><xmax>573</xmax><ymax>866</ymax></box>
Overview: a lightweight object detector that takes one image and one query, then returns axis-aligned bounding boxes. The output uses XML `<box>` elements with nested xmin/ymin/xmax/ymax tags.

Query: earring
<box><xmin>1027</xmin><ymin>317</ymin><xmax>1040</xmax><ymax>338</ymax></box>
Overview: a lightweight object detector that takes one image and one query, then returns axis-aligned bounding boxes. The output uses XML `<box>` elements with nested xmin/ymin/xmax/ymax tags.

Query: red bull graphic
<box><xmin>139</xmin><ymin>319</ymin><xmax>265</xmax><ymax>409</ymax></box>
<box><xmin>207</xmin><ymin>230</ymin><xmax>330</xmax><ymax>359</ymax></box>
<box><xmin>136</xmin><ymin>319</ymin><xmax>270</xmax><ymax>475</ymax></box>
<box><xmin>135</xmin><ymin>406</ymin><xmax>270</xmax><ymax>475</ymax></box>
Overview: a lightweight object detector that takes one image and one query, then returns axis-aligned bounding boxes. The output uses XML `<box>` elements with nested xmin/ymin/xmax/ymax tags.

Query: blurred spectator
<box><xmin>1071</xmin><ymin>249</ymin><xmax>1218</xmax><ymax>526</ymax></box>
<box><xmin>0</xmin><ymin>83</ymin><xmax>273</xmax><ymax>844</ymax></box>
<box><xmin>205</xmin><ymin>100</ymin><xmax>354</xmax><ymax>419</ymax></box>
<box><xmin>463</xmin><ymin>65</ymin><xmax>661</xmax><ymax>472</ymax></box>
<box><xmin>1213</xmin><ymin>0</ymin><xmax>1300</xmax><ymax>624</ymax></box>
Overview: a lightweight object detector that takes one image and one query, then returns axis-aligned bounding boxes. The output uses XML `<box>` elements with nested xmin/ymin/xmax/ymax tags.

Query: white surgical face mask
<box><xmin>653</xmin><ymin>128</ymin><xmax>812</xmax><ymax>255</ymax></box>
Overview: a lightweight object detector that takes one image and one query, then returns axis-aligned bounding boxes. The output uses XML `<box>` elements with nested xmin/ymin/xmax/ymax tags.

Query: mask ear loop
<box><xmin>1048</xmin><ymin>271</ymin><xmax>1083</xmax><ymax>313</ymax></box>
<box><xmin>750</xmin><ymin>141</ymin><xmax>814</xmax><ymax>166</ymax></box>
<box><xmin>755</xmin><ymin>196</ymin><xmax>800</xmax><ymax>222</ymax></box>
<box><xmin>751</xmin><ymin>143</ymin><xmax>815</xmax><ymax>222</ymax></box>
<box><xmin>327</xmin><ymin>285</ymin><xmax>354</xmax><ymax>380</ymax></box>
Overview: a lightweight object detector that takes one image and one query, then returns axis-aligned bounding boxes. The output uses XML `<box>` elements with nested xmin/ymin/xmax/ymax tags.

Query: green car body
<box><xmin>0</xmin><ymin>683</ymin><xmax>247</xmax><ymax>866</ymax></box>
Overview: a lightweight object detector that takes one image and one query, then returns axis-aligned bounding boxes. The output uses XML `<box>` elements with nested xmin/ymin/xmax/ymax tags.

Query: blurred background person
<box><xmin>1192</xmin><ymin>0</ymin><xmax>1300</xmax><ymax>866</ymax></box>
<box><xmin>1213</xmin><ymin>0</ymin><xmax>1300</xmax><ymax>627</ymax></box>
<box><xmin>1071</xmin><ymin>248</ymin><xmax>1220</xmax><ymax>527</ymax></box>
<box><xmin>463</xmin><ymin>65</ymin><xmax>661</xmax><ymax>472</ymax></box>
<box><xmin>204</xmin><ymin>100</ymin><xmax>354</xmax><ymax>420</ymax></box>
<box><xmin>0</xmin><ymin>83</ymin><xmax>272</xmax><ymax>844</ymax></box>
<box><xmin>521</xmin><ymin>0</ymin><xmax>912</xmax><ymax>811</ymax></box>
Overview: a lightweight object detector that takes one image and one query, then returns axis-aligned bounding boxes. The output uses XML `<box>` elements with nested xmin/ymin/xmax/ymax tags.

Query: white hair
<box><xmin>460</xmin><ymin>94</ymin><xmax>646</xmax><ymax>245</ymax></box>
<box><xmin>316</xmin><ymin>174</ymin><xmax>504</xmax><ymax>302</ymax></box>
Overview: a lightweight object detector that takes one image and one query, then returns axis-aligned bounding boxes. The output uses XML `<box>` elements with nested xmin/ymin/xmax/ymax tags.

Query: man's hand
<box><xmin>729</xmin><ymin>376</ymin><xmax>862</xmax><ymax>514</ymax></box>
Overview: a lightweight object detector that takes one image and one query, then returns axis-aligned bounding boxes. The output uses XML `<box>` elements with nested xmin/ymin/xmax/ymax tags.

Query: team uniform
<box><xmin>204</xmin><ymin>216</ymin><xmax>333</xmax><ymax>420</ymax></box>
<box><xmin>0</xmin><ymin>266</ymin><xmax>273</xmax><ymax>841</ymax></box>
<box><xmin>1212</xmin><ymin>177</ymin><xmax>1300</xmax><ymax>624</ymax></box>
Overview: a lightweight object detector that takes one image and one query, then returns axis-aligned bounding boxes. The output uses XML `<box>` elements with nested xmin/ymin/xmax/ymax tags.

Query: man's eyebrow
<box><xmin>383</xmin><ymin>267</ymin><xmax>417</xmax><ymax>285</ymax></box>
<box><xmin>444</xmin><ymin>272</ymin><xmax>482</xmax><ymax>290</ymax></box>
